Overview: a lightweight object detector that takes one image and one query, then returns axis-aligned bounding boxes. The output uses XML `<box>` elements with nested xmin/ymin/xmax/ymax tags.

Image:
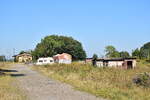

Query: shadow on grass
<box><xmin>0</xmin><ymin>69</ymin><xmax>18</xmax><ymax>72</ymax></box>
<box><xmin>10</xmin><ymin>74</ymin><xmax>26</xmax><ymax>77</ymax></box>
<box><xmin>0</xmin><ymin>69</ymin><xmax>25</xmax><ymax>77</ymax></box>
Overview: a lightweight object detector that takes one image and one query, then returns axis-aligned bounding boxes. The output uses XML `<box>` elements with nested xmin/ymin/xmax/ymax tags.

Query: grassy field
<box><xmin>33</xmin><ymin>60</ymin><xmax>150</xmax><ymax>100</ymax></box>
<box><xmin>0</xmin><ymin>62</ymin><xmax>26</xmax><ymax>100</ymax></box>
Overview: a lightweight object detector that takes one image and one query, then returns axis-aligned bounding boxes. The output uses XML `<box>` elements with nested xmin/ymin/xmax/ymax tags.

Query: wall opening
<box><xmin>127</xmin><ymin>61</ymin><xmax>133</xmax><ymax>69</ymax></box>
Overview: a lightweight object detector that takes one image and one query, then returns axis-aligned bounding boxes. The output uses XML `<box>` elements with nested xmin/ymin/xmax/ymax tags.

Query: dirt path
<box><xmin>11</xmin><ymin>64</ymin><xmax>105</xmax><ymax>100</ymax></box>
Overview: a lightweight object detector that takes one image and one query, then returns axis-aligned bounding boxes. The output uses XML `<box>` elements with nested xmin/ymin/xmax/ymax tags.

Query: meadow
<box><xmin>34</xmin><ymin>60</ymin><xmax>150</xmax><ymax>100</ymax></box>
<box><xmin>0</xmin><ymin>62</ymin><xmax>26</xmax><ymax>100</ymax></box>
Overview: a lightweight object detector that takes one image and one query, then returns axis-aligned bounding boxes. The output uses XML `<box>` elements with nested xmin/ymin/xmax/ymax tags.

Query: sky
<box><xmin>0</xmin><ymin>0</ymin><xmax>150</xmax><ymax>59</ymax></box>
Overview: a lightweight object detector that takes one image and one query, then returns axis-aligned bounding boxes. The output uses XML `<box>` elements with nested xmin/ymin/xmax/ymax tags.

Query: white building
<box><xmin>96</xmin><ymin>58</ymin><xmax>136</xmax><ymax>69</ymax></box>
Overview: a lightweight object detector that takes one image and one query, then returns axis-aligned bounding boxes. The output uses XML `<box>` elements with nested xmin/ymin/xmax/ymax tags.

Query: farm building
<box><xmin>53</xmin><ymin>53</ymin><xmax>72</xmax><ymax>64</ymax></box>
<box><xmin>13</xmin><ymin>53</ymin><xmax>32</xmax><ymax>63</ymax></box>
<box><xmin>96</xmin><ymin>58</ymin><xmax>136</xmax><ymax>69</ymax></box>
<box><xmin>85</xmin><ymin>58</ymin><xmax>93</xmax><ymax>64</ymax></box>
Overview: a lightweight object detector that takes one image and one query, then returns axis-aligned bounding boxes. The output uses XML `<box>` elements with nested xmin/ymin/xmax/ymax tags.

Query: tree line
<box><xmin>132</xmin><ymin>42</ymin><xmax>150</xmax><ymax>60</ymax></box>
<box><xmin>93</xmin><ymin>42</ymin><xmax>150</xmax><ymax>60</ymax></box>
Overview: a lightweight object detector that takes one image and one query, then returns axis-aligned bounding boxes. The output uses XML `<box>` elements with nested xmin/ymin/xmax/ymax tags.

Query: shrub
<box><xmin>133</xmin><ymin>72</ymin><xmax>150</xmax><ymax>87</ymax></box>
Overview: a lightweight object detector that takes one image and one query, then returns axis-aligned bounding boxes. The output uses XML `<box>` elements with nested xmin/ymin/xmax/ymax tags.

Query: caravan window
<box><xmin>39</xmin><ymin>60</ymin><xmax>43</xmax><ymax>62</ymax></box>
<box><xmin>50</xmin><ymin>60</ymin><xmax>53</xmax><ymax>62</ymax></box>
<box><xmin>44</xmin><ymin>60</ymin><xmax>47</xmax><ymax>62</ymax></box>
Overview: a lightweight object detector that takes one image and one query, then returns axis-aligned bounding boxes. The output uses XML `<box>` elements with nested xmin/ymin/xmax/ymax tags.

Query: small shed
<box><xmin>53</xmin><ymin>53</ymin><xmax>72</xmax><ymax>64</ymax></box>
<box><xmin>96</xmin><ymin>58</ymin><xmax>136</xmax><ymax>69</ymax></box>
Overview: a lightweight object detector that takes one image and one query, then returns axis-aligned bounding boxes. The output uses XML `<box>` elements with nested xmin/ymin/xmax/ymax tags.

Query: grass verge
<box><xmin>33</xmin><ymin>61</ymin><xmax>150</xmax><ymax>100</ymax></box>
<box><xmin>0</xmin><ymin>62</ymin><xmax>26</xmax><ymax>100</ymax></box>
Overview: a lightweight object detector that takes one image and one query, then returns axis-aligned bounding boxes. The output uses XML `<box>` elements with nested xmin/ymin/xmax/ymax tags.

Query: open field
<box><xmin>33</xmin><ymin>61</ymin><xmax>150</xmax><ymax>100</ymax></box>
<box><xmin>0</xmin><ymin>62</ymin><xmax>26</xmax><ymax>100</ymax></box>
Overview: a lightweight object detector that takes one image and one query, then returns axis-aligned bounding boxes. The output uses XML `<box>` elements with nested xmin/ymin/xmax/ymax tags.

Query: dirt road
<box><xmin>11</xmin><ymin>64</ymin><xmax>105</xmax><ymax>100</ymax></box>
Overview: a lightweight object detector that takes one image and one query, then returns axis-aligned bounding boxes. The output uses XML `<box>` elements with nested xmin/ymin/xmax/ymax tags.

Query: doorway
<box><xmin>127</xmin><ymin>61</ymin><xmax>133</xmax><ymax>69</ymax></box>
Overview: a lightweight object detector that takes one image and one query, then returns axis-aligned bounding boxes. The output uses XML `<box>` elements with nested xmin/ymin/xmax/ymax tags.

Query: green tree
<box><xmin>92</xmin><ymin>54</ymin><xmax>98</xmax><ymax>61</ymax></box>
<box><xmin>140</xmin><ymin>42</ymin><xmax>150</xmax><ymax>60</ymax></box>
<box><xmin>0</xmin><ymin>55</ymin><xmax>6</xmax><ymax>62</ymax></box>
<box><xmin>120</xmin><ymin>51</ymin><xmax>130</xmax><ymax>58</ymax></box>
<box><xmin>105</xmin><ymin>45</ymin><xmax>120</xmax><ymax>58</ymax></box>
<box><xmin>132</xmin><ymin>48</ymin><xmax>141</xmax><ymax>58</ymax></box>
<box><xmin>19</xmin><ymin>51</ymin><xmax>26</xmax><ymax>54</ymax></box>
<box><xmin>92</xmin><ymin>54</ymin><xmax>98</xmax><ymax>66</ymax></box>
<box><xmin>32</xmin><ymin>35</ymin><xmax>86</xmax><ymax>60</ymax></box>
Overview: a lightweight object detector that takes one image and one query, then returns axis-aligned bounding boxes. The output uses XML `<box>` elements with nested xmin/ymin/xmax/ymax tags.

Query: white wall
<box><xmin>96</xmin><ymin>61</ymin><xmax>103</xmax><ymax>67</ymax></box>
<box><xmin>96</xmin><ymin>61</ymin><xmax>124</xmax><ymax>68</ymax></box>
<box><xmin>108</xmin><ymin>61</ymin><xmax>124</xmax><ymax>67</ymax></box>
<box><xmin>58</xmin><ymin>59</ymin><xmax>72</xmax><ymax>64</ymax></box>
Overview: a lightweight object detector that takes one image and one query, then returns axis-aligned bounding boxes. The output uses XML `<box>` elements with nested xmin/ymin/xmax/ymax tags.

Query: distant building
<box><xmin>96</xmin><ymin>58</ymin><xmax>136</xmax><ymax>69</ymax></box>
<box><xmin>13</xmin><ymin>53</ymin><xmax>32</xmax><ymax>63</ymax></box>
<box><xmin>85</xmin><ymin>58</ymin><xmax>93</xmax><ymax>64</ymax></box>
<box><xmin>53</xmin><ymin>53</ymin><xmax>72</xmax><ymax>64</ymax></box>
<box><xmin>36</xmin><ymin>57</ymin><xmax>54</xmax><ymax>65</ymax></box>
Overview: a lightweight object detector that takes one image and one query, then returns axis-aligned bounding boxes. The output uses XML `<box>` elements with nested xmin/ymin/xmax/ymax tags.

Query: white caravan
<box><xmin>36</xmin><ymin>57</ymin><xmax>54</xmax><ymax>65</ymax></box>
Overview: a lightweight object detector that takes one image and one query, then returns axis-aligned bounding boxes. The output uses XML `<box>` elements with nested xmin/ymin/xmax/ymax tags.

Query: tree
<box><xmin>120</xmin><ymin>51</ymin><xmax>130</xmax><ymax>58</ymax></box>
<box><xmin>0</xmin><ymin>55</ymin><xmax>6</xmax><ymax>62</ymax></box>
<box><xmin>92</xmin><ymin>54</ymin><xmax>98</xmax><ymax>66</ymax></box>
<box><xmin>105</xmin><ymin>45</ymin><xmax>120</xmax><ymax>58</ymax></box>
<box><xmin>92</xmin><ymin>54</ymin><xmax>98</xmax><ymax>61</ymax></box>
<box><xmin>132</xmin><ymin>48</ymin><xmax>141</xmax><ymax>58</ymax></box>
<box><xmin>32</xmin><ymin>35</ymin><xmax>86</xmax><ymax>60</ymax></box>
<box><xmin>140</xmin><ymin>42</ymin><xmax>150</xmax><ymax>60</ymax></box>
<box><xmin>19</xmin><ymin>51</ymin><xmax>27</xmax><ymax>54</ymax></box>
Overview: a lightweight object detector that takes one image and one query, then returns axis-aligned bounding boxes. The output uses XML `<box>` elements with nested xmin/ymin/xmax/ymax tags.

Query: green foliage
<box><xmin>140</xmin><ymin>42</ymin><xmax>150</xmax><ymax>60</ymax></box>
<box><xmin>105</xmin><ymin>45</ymin><xmax>120</xmax><ymax>58</ymax></box>
<box><xmin>19</xmin><ymin>51</ymin><xmax>26</xmax><ymax>54</ymax></box>
<box><xmin>132</xmin><ymin>48</ymin><xmax>141</xmax><ymax>58</ymax></box>
<box><xmin>32</xmin><ymin>35</ymin><xmax>86</xmax><ymax>60</ymax></box>
<box><xmin>119</xmin><ymin>51</ymin><xmax>130</xmax><ymax>58</ymax></box>
<box><xmin>19</xmin><ymin>50</ymin><xmax>32</xmax><ymax>55</ymax></box>
<box><xmin>92</xmin><ymin>54</ymin><xmax>98</xmax><ymax>61</ymax></box>
<box><xmin>132</xmin><ymin>42</ymin><xmax>150</xmax><ymax>60</ymax></box>
<box><xmin>0</xmin><ymin>56</ymin><xmax>6</xmax><ymax>62</ymax></box>
<box><xmin>133</xmin><ymin>72</ymin><xmax>150</xmax><ymax>88</ymax></box>
<box><xmin>92</xmin><ymin>54</ymin><xmax>98</xmax><ymax>66</ymax></box>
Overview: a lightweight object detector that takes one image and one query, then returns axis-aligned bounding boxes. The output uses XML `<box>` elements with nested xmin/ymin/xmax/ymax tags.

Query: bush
<box><xmin>133</xmin><ymin>72</ymin><xmax>150</xmax><ymax>87</ymax></box>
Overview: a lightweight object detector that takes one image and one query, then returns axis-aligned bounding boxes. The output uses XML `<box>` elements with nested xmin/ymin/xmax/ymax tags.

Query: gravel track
<box><xmin>11</xmin><ymin>64</ymin><xmax>105</xmax><ymax>100</ymax></box>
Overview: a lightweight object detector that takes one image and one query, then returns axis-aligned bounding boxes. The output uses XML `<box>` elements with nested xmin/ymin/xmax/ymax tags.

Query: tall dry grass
<box><xmin>0</xmin><ymin>62</ymin><xmax>26</xmax><ymax>100</ymax></box>
<box><xmin>34</xmin><ymin>61</ymin><xmax>150</xmax><ymax>100</ymax></box>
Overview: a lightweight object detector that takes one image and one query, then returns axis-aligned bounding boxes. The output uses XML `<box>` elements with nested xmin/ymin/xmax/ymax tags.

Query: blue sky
<box><xmin>0</xmin><ymin>0</ymin><xmax>150</xmax><ymax>58</ymax></box>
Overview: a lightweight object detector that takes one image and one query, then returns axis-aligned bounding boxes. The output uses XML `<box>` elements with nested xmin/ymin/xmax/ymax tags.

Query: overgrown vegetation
<box><xmin>34</xmin><ymin>61</ymin><xmax>150</xmax><ymax>100</ymax></box>
<box><xmin>0</xmin><ymin>63</ymin><xmax>26</xmax><ymax>100</ymax></box>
